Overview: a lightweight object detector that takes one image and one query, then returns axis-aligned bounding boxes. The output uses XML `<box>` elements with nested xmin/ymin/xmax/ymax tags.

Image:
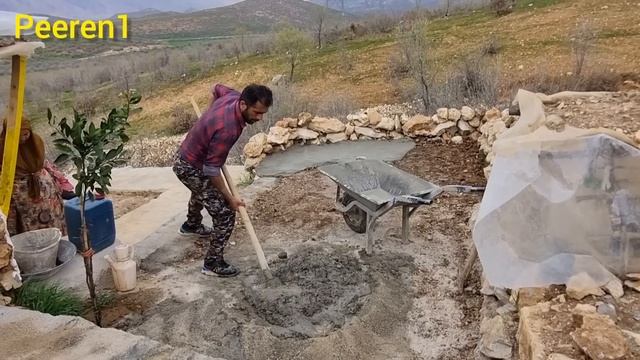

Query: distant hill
<box><xmin>308</xmin><ymin>0</ymin><xmax>441</xmax><ymax>14</ymax></box>
<box><xmin>133</xmin><ymin>0</ymin><xmax>356</xmax><ymax>39</ymax></box>
<box><xmin>126</xmin><ymin>8</ymin><xmax>171</xmax><ymax>19</ymax></box>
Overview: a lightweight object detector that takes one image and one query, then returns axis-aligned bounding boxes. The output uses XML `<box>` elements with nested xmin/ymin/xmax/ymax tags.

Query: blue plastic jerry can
<box><xmin>64</xmin><ymin>195</ymin><xmax>116</xmax><ymax>254</ymax></box>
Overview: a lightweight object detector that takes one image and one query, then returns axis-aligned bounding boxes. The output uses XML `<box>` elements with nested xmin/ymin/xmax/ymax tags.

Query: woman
<box><xmin>0</xmin><ymin>117</ymin><xmax>66</xmax><ymax>236</ymax></box>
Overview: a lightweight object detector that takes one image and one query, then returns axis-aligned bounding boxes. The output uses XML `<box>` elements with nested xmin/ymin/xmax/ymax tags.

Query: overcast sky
<box><xmin>0</xmin><ymin>0</ymin><xmax>241</xmax><ymax>19</ymax></box>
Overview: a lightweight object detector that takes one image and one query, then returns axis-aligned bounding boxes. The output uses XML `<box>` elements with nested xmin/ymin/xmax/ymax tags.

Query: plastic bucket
<box><xmin>12</xmin><ymin>228</ymin><xmax>62</xmax><ymax>274</ymax></box>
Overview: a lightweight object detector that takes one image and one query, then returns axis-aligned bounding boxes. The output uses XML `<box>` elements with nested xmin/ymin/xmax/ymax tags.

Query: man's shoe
<box><xmin>201</xmin><ymin>260</ymin><xmax>240</xmax><ymax>278</ymax></box>
<box><xmin>179</xmin><ymin>224</ymin><xmax>213</xmax><ymax>238</ymax></box>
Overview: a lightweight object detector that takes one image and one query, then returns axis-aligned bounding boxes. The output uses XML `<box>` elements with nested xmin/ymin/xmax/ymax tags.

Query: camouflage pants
<box><xmin>172</xmin><ymin>155</ymin><xmax>235</xmax><ymax>266</ymax></box>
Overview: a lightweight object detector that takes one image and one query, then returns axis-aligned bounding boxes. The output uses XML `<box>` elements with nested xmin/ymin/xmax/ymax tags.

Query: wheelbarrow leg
<box><xmin>365</xmin><ymin>212</ymin><xmax>385</xmax><ymax>255</ymax></box>
<box><xmin>366</xmin><ymin>214</ymin><xmax>374</xmax><ymax>254</ymax></box>
<box><xmin>402</xmin><ymin>206</ymin><xmax>410</xmax><ymax>242</ymax></box>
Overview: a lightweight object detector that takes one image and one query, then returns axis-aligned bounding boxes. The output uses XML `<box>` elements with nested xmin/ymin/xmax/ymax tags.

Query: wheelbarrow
<box><xmin>318</xmin><ymin>159</ymin><xmax>484</xmax><ymax>254</ymax></box>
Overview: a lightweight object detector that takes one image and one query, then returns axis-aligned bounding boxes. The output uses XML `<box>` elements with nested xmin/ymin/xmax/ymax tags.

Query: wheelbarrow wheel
<box><xmin>340</xmin><ymin>194</ymin><xmax>367</xmax><ymax>234</ymax></box>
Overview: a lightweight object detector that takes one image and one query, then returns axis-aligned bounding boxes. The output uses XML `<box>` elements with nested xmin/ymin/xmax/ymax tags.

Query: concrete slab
<box><xmin>256</xmin><ymin>139</ymin><xmax>416</xmax><ymax>177</ymax></box>
<box><xmin>0</xmin><ymin>306</ymin><xmax>221</xmax><ymax>360</ymax></box>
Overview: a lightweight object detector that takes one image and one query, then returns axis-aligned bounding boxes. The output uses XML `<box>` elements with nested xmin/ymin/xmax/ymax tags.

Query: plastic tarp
<box><xmin>474</xmin><ymin>89</ymin><xmax>640</xmax><ymax>288</ymax></box>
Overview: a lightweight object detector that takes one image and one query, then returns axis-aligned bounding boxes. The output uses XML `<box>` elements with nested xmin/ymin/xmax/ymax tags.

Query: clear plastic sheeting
<box><xmin>474</xmin><ymin>90</ymin><xmax>640</xmax><ymax>289</ymax></box>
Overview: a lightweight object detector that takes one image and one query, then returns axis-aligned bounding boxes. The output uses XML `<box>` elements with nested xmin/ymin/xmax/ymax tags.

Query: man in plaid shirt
<box><xmin>173</xmin><ymin>83</ymin><xmax>272</xmax><ymax>277</ymax></box>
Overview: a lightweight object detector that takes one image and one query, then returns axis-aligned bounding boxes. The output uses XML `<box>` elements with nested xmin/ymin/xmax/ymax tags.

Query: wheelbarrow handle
<box><xmin>396</xmin><ymin>195</ymin><xmax>433</xmax><ymax>205</ymax></box>
<box><xmin>441</xmin><ymin>185</ymin><xmax>485</xmax><ymax>193</ymax></box>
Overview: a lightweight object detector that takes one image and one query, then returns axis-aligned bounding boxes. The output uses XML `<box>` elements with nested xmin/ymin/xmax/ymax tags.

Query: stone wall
<box><xmin>242</xmin><ymin>104</ymin><xmax>518</xmax><ymax>171</ymax></box>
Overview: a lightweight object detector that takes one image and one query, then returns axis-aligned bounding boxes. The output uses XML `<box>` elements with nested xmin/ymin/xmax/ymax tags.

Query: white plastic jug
<box><xmin>105</xmin><ymin>243</ymin><xmax>137</xmax><ymax>292</ymax></box>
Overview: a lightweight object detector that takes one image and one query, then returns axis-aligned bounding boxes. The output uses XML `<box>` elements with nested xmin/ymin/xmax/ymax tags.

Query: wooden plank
<box><xmin>0</xmin><ymin>55</ymin><xmax>27</xmax><ymax>215</ymax></box>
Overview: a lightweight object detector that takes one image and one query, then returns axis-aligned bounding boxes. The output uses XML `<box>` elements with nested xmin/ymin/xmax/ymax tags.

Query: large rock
<box><xmin>603</xmin><ymin>277</ymin><xmax>624</xmax><ymax>299</ymax></box>
<box><xmin>517</xmin><ymin>288</ymin><xmax>548</xmax><ymax>309</ymax></box>
<box><xmin>326</xmin><ymin>132</ymin><xmax>347</xmax><ymax>143</ymax></box>
<box><xmin>566</xmin><ymin>273</ymin><xmax>605</xmax><ymax>300</ymax></box>
<box><xmin>0</xmin><ymin>243</ymin><xmax>11</xmax><ymax>269</ymax></box>
<box><xmin>484</xmin><ymin>108</ymin><xmax>502</xmax><ymax>123</ymax></box>
<box><xmin>355</xmin><ymin>126</ymin><xmax>384</xmax><ymax>139</ymax></box>
<box><xmin>448</xmin><ymin>108</ymin><xmax>462</xmax><ymax>121</ymax></box>
<box><xmin>430</xmin><ymin>121</ymin><xmax>456</xmax><ymax>137</ymax></box>
<box><xmin>470</xmin><ymin>131</ymin><xmax>482</xmax><ymax>141</ymax></box>
<box><xmin>297</xmin><ymin>112</ymin><xmax>313</xmax><ymax>127</ymax></box>
<box><xmin>518</xmin><ymin>302</ymin><xmax>551</xmax><ymax>360</ymax></box>
<box><xmin>367</xmin><ymin>110</ymin><xmax>382</xmax><ymax>126</ymax></box>
<box><xmin>390</xmin><ymin>131</ymin><xmax>404</xmax><ymax>140</ymax></box>
<box><xmin>345</xmin><ymin>124</ymin><xmax>355</xmax><ymax>136</ymax></box>
<box><xmin>480</xmin><ymin>120</ymin><xmax>507</xmax><ymax>145</ymax></box>
<box><xmin>245</xmin><ymin>154</ymin><xmax>266</xmax><ymax>170</ymax></box>
<box><xmin>347</xmin><ymin>113</ymin><xmax>368</xmax><ymax>127</ymax></box>
<box><xmin>275</xmin><ymin>119</ymin><xmax>289</xmax><ymax>128</ymax></box>
<box><xmin>291</xmin><ymin>128</ymin><xmax>320</xmax><ymax>141</ymax></box>
<box><xmin>308</xmin><ymin>117</ymin><xmax>346</xmax><ymax>134</ymax></box>
<box><xmin>451</xmin><ymin>136</ymin><xmax>463</xmax><ymax>144</ymax></box>
<box><xmin>461</xmin><ymin>106</ymin><xmax>476</xmax><ymax>121</ymax></box>
<box><xmin>283</xmin><ymin>117</ymin><xmax>298</xmax><ymax>128</ymax></box>
<box><xmin>243</xmin><ymin>133</ymin><xmax>268</xmax><ymax>158</ymax></box>
<box><xmin>570</xmin><ymin>314</ymin><xmax>628</xmax><ymax>360</ymax></box>
<box><xmin>267</xmin><ymin>126</ymin><xmax>291</xmax><ymax>145</ymax></box>
<box><xmin>469</xmin><ymin>117</ymin><xmax>482</xmax><ymax>128</ymax></box>
<box><xmin>436</xmin><ymin>108</ymin><xmax>448</xmax><ymax>122</ymax></box>
<box><xmin>479</xmin><ymin>315</ymin><xmax>512</xmax><ymax>359</ymax></box>
<box><xmin>402</xmin><ymin>114</ymin><xmax>431</xmax><ymax>135</ymax></box>
<box><xmin>375</xmin><ymin>116</ymin><xmax>396</xmax><ymax>131</ymax></box>
<box><xmin>457</xmin><ymin>120</ymin><xmax>473</xmax><ymax>135</ymax></box>
<box><xmin>394</xmin><ymin>115</ymin><xmax>402</xmax><ymax>132</ymax></box>
<box><xmin>349</xmin><ymin>133</ymin><xmax>358</xmax><ymax>141</ymax></box>
<box><xmin>400</xmin><ymin>114</ymin><xmax>410</xmax><ymax>126</ymax></box>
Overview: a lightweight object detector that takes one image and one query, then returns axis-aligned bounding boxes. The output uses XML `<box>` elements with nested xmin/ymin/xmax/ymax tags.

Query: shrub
<box><xmin>170</xmin><ymin>105</ymin><xmax>198</xmax><ymax>135</ymax></box>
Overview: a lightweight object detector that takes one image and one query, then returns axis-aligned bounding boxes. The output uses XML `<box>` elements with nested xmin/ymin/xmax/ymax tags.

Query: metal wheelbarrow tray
<box><xmin>318</xmin><ymin>159</ymin><xmax>483</xmax><ymax>254</ymax></box>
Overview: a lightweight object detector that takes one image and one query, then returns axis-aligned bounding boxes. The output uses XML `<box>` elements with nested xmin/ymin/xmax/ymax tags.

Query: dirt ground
<box><xmin>107</xmin><ymin>191</ymin><xmax>161</xmax><ymax>219</ymax></box>
<box><xmin>99</xmin><ymin>137</ymin><xmax>487</xmax><ymax>359</ymax></box>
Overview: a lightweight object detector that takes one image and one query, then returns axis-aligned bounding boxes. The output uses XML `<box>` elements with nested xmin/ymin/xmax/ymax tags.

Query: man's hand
<box><xmin>228</xmin><ymin>196</ymin><xmax>246</xmax><ymax>211</ymax></box>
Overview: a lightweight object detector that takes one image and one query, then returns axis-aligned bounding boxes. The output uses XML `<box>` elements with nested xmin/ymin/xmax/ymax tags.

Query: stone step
<box><xmin>0</xmin><ymin>306</ymin><xmax>224</xmax><ymax>360</ymax></box>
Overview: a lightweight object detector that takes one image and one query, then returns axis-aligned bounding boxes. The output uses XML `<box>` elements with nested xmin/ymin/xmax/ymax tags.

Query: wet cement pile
<box><xmin>244</xmin><ymin>245</ymin><xmax>373</xmax><ymax>338</ymax></box>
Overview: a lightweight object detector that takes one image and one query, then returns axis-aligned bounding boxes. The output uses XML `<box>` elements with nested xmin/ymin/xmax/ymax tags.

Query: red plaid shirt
<box><xmin>179</xmin><ymin>84</ymin><xmax>246</xmax><ymax>176</ymax></box>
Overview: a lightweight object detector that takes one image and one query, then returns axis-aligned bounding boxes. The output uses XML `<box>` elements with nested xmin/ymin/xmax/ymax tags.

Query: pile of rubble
<box><xmin>475</xmin><ymin>90</ymin><xmax>640</xmax><ymax>360</ymax></box>
<box><xmin>478</xmin><ymin>275</ymin><xmax>640</xmax><ymax>360</ymax></box>
<box><xmin>242</xmin><ymin>105</ymin><xmax>514</xmax><ymax>170</ymax></box>
<box><xmin>123</xmin><ymin>135</ymin><xmax>184</xmax><ymax>168</ymax></box>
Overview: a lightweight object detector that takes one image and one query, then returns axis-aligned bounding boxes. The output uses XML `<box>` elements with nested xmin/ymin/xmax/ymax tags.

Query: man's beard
<box><xmin>242</xmin><ymin>110</ymin><xmax>259</xmax><ymax>124</ymax></box>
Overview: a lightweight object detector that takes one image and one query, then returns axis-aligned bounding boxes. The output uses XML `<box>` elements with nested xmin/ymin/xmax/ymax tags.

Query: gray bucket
<box><xmin>12</xmin><ymin>228</ymin><xmax>62</xmax><ymax>274</ymax></box>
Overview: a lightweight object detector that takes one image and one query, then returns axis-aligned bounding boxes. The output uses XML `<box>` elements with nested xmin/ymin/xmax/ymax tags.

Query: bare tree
<box><xmin>235</xmin><ymin>26</ymin><xmax>249</xmax><ymax>53</ymax></box>
<box><xmin>275</xmin><ymin>26</ymin><xmax>312</xmax><ymax>82</ymax></box>
<box><xmin>315</xmin><ymin>7</ymin><xmax>326</xmax><ymax>49</ymax></box>
<box><xmin>570</xmin><ymin>20</ymin><xmax>597</xmax><ymax>77</ymax></box>
<box><xmin>398</xmin><ymin>20</ymin><xmax>431</xmax><ymax>110</ymax></box>
<box><xmin>444</xmin><ymin>0</ymin><xmax>453</xmax><ymax>17</ymax></box>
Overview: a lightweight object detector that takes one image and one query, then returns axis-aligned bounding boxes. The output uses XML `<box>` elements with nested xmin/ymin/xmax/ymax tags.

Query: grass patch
<box><xmin>14</xmin><ymin>281</ymin><xmax>84</xmax><ymax>316</ymax></box>
<box><xmin>515</xmin><ymin>0</ymin><xmax>562</xmax><ymax>10</ymax></box>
